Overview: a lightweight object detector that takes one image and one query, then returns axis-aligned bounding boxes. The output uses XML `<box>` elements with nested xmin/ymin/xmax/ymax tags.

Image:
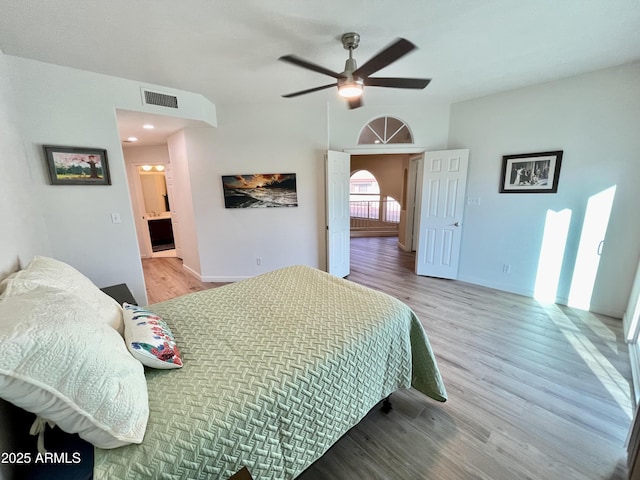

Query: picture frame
<box><xmin>499</xmin><ymin>150</ymin><xmax>563</xmax><ymax>193</ymax></box>
<box><xmin>221</xmin><ymin>173</ymin><xmax>298</xmax><ymax>208</ymax></box>
<box><xmin>43</xmin><ymin>145</ymin><xmax>111</xmax><ymax>185</ymax></box>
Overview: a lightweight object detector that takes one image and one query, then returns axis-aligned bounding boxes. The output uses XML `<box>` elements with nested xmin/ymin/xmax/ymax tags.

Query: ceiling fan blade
<box><xmin>353</xmin><ymin>38</ymin><xmax>416</xmax><ymax>78</ymax></box>
<box><xmin>364</xmin><ymin>77</ymin><xmax>431</xmax><ymax>89</ymax></box>
<box><xmin>279</xmin><ymin>55</ymin><xmax>345</xmax><ymax>79</ymax></box>
<box><xmin>282</xmin><ymin>83</ymin><xmax>336</xmax><ymax>98</ymax></box>
<box><xmin>347</xmin><ymin>97</ymin><xmax>363</xmax><ymax>109</ymax></box>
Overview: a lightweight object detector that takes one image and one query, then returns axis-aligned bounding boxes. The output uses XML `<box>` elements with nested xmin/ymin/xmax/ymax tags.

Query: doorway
<box><xmin>116</xmin><ymin>109</ymin><xmax>187</xmax><ymax>262</ymax></box>
<box><xmin>332</xmin><ymin>148</ymin><xmax>468</xmax><ymax>280</ymax></box>
<box><xmin>138</xmin><ymin>165</ymin><xmax>176</xmax><ymax>257</ymax></box>
<box><xmin>349</xmin><ymin>153</ymin><xmax>414</xmax><ymax>248</ymax></box>
<box><xmin>127</xmin><ymin>161</ymin><xmax>177</xmax><ymax>259</ymax></box>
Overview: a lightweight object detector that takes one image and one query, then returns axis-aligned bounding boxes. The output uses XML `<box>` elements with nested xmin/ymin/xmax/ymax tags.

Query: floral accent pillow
<box><xmin>123</xmin><ymin>303</ymin><xmax>183</xmax><ymax>369</ymax></box>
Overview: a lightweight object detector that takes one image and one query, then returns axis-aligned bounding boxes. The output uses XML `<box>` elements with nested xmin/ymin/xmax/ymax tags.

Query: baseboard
<box><xmin>350</xmin><ymin>231</ymin><xmax>398</xmax><ymax>238</ymax></box>
<box><xmin>200</xmin><ymin>275</ymin><xmax>248</xmax><ymax>282</ymax></box>
<box><xmin>397</xmin><ymin>241</ymin><xmax>410</xmax><ymax>252</ymax></box>
<box><xmin>457</xmin><ymin>274</ymin><xmax>624</xmax><ymax>319</ymax></box>
<box><xmin>181</xmin><ymin>263</ymin><xmax>248</xmax><ymax>283</ymax></box>
<box><xmin>182</xmin><ymin>263</ymin><xmax>202</xmax><ymax>281</ymax></box>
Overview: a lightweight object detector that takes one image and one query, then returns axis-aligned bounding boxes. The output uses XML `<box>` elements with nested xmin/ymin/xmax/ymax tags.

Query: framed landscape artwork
<box><xmin>43</xmin><ymin>145</ymin><xmax>111</xmax><ymax>185</ymax></box>
<box><xmin>499</xmin><ymin>150</ymin><xmax>563</xmax><ymax>194</ymax></box>
<box><xmin>221</xmin><ymin>173</ymin><xmax>298</xmax><ymax>208</ymax></box>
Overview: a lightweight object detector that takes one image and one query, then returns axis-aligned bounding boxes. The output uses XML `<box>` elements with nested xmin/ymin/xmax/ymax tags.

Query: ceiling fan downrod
<box><xmin>341</xmin><ymin>32</ymin><xmax>360</xmax><ymax>74</ymax></box>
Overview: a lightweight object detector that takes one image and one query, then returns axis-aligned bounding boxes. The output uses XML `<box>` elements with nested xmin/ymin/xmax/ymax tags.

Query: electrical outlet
<box><xmin>256</xmin><ymin>257</ymin><xmax>262</xmax><ymax>266</ymax></box>
<box><xmin>502</xmin><ymin>264</ymin><xmax>511</xmax><ymax>274</ymax></box>
<box><xmin>111</xmin><ymin>212</ymin><xmax>121</xmax><ymax>224</ymax></box>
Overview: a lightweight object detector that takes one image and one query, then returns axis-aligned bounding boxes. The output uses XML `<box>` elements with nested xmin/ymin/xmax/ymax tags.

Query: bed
<box><xmin>0</xmin><ymin>259</ymin><xmax>446</xmax><ymax>480</ymax></box>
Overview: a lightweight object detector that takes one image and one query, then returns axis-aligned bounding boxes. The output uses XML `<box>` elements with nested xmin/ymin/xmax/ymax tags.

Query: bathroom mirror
<box><xmin>139</xmin><ymin>166</ymin><xmax>169</xmax><ymax>215</ymax></box>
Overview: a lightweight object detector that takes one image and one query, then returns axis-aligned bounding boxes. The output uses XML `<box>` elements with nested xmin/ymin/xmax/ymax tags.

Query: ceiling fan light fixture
<box><xmin>338</xmin><ymin>79</ymin><xmax>363</xmax><ymax>98</ymax></box>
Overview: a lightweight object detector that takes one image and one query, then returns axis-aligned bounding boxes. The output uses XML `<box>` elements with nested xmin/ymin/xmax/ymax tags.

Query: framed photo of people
<box><xmin>499</xmin><ymin>150</ymin><xmax>563</xmax><ymax>194</ymax></box>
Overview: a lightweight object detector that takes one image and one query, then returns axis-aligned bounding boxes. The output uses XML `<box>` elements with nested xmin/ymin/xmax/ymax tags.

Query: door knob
<box><xmin>449</xmin><ymin>222</ymin><xmax>460</xmax><ymax>227</ymax></box>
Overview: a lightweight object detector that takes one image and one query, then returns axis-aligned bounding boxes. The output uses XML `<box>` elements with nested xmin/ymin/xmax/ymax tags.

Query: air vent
<box><xmin>141</xmin><ymin>89</ymin><xmax>179</xmax><ymax>109</ymax></box>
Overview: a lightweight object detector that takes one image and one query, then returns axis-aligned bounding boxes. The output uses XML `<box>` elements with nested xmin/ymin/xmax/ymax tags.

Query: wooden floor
<box><xmin>142</xmin><ymin>256</ymin><xmax>228</xmax><ymax>304</ymax></box>
<box><xmin>142</xmin><ymin>237</ymin><xmax>633</xmax><ymax>480</ymax></box>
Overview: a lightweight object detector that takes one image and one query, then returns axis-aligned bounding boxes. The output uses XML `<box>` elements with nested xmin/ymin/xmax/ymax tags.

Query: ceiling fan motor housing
<box><xmin>343</xmin><ymin>57</ymin><xmax>358</xmax><ymax>76</ymax></box>
<box><xmin>341</xmin><ymin>32</ymin><xmax>360</xmax><ymax>51</ymax></box>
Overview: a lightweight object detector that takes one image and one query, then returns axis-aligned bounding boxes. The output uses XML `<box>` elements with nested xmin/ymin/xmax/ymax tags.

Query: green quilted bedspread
<box><xmin>94</xmin><ymin>265</ymin><xmax>446</xmax><ymax>479</ymax></box>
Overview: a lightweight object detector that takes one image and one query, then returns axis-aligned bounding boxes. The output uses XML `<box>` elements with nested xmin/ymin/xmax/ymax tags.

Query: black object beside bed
<box><xmin>0</xmin><ymin>399</ymin><xmax>93</xmax><ymax>480</ymax></box>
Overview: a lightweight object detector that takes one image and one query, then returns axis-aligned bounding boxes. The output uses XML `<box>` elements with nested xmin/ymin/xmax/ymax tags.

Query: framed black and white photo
<box><xmin>43</xmin><ymin>145</ymin><xmax>111</xmax><ymax>185</ymax></box>
<box><xmin>499</xmin><ymin>150</ymin><xmax>563</xmax><ymax>193</ymax></box>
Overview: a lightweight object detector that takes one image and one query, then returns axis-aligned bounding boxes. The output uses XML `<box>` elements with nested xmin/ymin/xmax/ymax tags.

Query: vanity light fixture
<box><xmin>140</xmin><ymin>165</ymin><xmax>165</xmax><ymax>172</ymax></box>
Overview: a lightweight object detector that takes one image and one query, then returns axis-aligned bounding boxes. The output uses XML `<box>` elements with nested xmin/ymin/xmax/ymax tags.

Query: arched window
<box><xmin>357</xmin><ymin>116</ymin><xmax>413</xmax><ymax>145</ymax></box>
<box><xmin>349</xmin><ymin>170</ymin><xmax>401</xmax><ymax>224</ymax></box>
<box><xmin>350</xmin><ymin>170</ymin><xmax>379</xmax><ymax>219</ymax></box>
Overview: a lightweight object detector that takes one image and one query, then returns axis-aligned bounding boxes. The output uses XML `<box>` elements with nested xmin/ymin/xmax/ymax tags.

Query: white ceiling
<box><xmin>116</xmin><ymin>109</ymin><xmax>208</xmax><ymax>148</ymax></box>
<box><xmin>2</xmin><ymin>0</ymin><xmax>639</xmax><ymax>146</ymax></box>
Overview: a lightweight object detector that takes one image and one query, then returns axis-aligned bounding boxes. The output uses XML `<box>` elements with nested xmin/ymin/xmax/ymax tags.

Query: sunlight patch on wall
<box><xmin>568</xmin><ymin>186</ymin><xmax>617</xmax><ymax>311</ymax></box>
<box><xmin>534</xmin><ymin>209</ymin><xmax>572</xmax><ymax>304</ymax></box>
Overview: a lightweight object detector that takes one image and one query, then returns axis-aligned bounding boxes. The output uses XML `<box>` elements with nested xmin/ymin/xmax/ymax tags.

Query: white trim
<box><xmin>182</xmin><ymin>263</ymin><xmax>203</xmax><ymax>281</ymax></box>
<box><xmin>186</xmin><ymin>266</ymin><xmax>251</xmax><ymax>283</ymax></box>
<box><xmin>344</xmin><ymin>146</ymin><xmax>428</xmax><ymax>155</ymax></box>
<box><xmin>630</xmin><ymin>342</ymin><xmax>640</xmax><ymax>408</ymax></box>
<box><xmin>200</xmin><ymin>275</ymin><xmax>248</xmax><ymax>283</ymax></box>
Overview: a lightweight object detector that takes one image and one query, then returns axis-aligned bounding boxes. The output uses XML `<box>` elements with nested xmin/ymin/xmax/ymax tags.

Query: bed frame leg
<box><xmin>381</xmin><ymin>395</ymin><xmax>392</xmax><ymax>414</ymax></box>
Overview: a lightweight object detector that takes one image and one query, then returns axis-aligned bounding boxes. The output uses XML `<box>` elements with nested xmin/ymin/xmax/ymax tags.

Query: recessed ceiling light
<box><xmin>128</xmin><ymin>136</ymin><xmax>138</xmax><ymax>142</ymax></box>
<box><xmin>143</xmin><ymin>124</ymin><xmax>154</xmax><ymax>130</ymax></box>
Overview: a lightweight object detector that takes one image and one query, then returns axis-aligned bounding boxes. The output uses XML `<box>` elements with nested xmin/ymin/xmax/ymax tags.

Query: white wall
<box><xmin>168</xmin><ymin>129</ymin><xmax>202</xmax><ymax>277</ymax></box>
<box><xmin>449</xmin><ymin>62</ymin><xmax>640</xmax><ymax>317</ymax></box>
<box><xmin>0</xmin><ymin>51</ymin><xmax>50</xmax><ymax>279</ymax></box>
<box><xmin>123</xmin><ymin>144</ymin><xmax>171</xmax><ymax>166</ymax></box>
<box><xmin>5</xmin><ymin>56</ymin><xmax>217</xmax><ymax>304</ymax></box>
<box><xmin>0</xmin><ymin>49</ymin><xmax>52</xmax><ymax>480</ymax></box>
<box><xmin>190</xmin><ymin>100</ymin><xmax>328</xmax><ymax>280</ymax></box>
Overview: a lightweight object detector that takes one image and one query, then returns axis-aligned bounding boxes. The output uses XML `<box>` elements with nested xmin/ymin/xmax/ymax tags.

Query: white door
<box><xmin>164</xmin><ymin>165</ymin><xmax>182</xmax><ymax>259</ymax></box>
<box><xmin>415</xmin><ymin>149</ymin><xmax>469</xmax><ymax>279</ymax></box>
<box><xmin>410</xmin><ymin>156</ymin><xmax>424</xmax><ymax>252</ymax></box>
<box><xmin>326</xmin><ymin>150</ymin><xmax>351</xmax><ymax>277</ymax></box>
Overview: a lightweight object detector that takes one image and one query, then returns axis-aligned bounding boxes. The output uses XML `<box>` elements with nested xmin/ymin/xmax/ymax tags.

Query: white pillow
<box><xmin>123</xmin><ymin>303</ymin><xmax>183</xmax><ymax>369</ymax></box>
<box><xmin>0</xmin><ymin>256</ymin><xmax>123</xmax><ymax>334</ymax></box>
<box><xmin>0</xmin><ymin>286</ymin><xmax>149</xmax><ymax>449</ymax></box>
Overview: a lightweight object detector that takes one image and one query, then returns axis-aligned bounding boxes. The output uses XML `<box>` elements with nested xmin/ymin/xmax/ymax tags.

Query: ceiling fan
<box><xmin>279</xmin><ymin>32</ymin><xmax>430</xmax><ymax>109</ymax></box>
